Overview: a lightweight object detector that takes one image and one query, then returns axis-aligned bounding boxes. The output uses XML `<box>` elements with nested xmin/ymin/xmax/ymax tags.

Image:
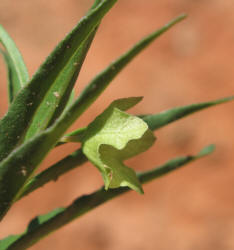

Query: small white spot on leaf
<box><xmin>53</xmin><ymin>92</ymin><xmax>60</xmax><ymax>98</ymax></box>
<box><xmin>21</xmin><ymin>166</ymin><xmax>27</xmax><ymax>176</ymax></box>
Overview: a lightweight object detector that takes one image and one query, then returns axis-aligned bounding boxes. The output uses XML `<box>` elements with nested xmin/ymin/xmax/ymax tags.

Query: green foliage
<box><xmin>0</xmin><ymin>1</ymin><xmax>233</xmax><ymax>249</ymax></box>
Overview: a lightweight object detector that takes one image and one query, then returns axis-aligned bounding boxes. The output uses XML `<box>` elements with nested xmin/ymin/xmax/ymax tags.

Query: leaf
<box><xmin>0</xmin><ymin>145</ymin><xmax>214</xmax><ymax>250</ymax></box>
<box><xmin>57</xmin><ymin>0</ymin><xmax>104</xmax><ymax>116</ymax></box>
<box><xmin>0</xmin><ymin>235</ymin><xmax>21</xmax><ymax>250</ymax></box>
<box><xmin>138</xmin><ymin>144</ymin><xmax>215</xmax><ymax>183</ymax></box>
<box><xmin>61</xmin><ymin>96</ymin><xmax>234</xmax><ymax>143</ymax></box>
<box><xmin>23</xmin><ymin>29</ymin><xmax>97</xmax><ymax>141</ymax></box>
<box><xmin>0</xmin><ymin>0</ymin><xmax>117</xmax><ymax>162</ymax></box>
<box><xmin>0</xmin><ymin>25</ymin><xmax>29</xmax><ymax>103</ymax></box>
<box><xmin>142</xmin><ymin>96</ymin><xmax>234</xmax><ymax>131</ymax></box>
<box><xmin>70</xmin><ymin>14</ymin><xmax>186</xmax><ymax>127</ymax></box>
<box><xmin>82</xmin><ymin>97</ymin><xmax>156</xmax><ymax>193</ymax></box>
<box><xmin>0</xmin><ymin>208</ymin><xmax>64</xmax><ymax>250</ymax></box>
<box><xmin>0</xmin><ymin>49</ymin><xmax>23</xmax><ymax>104</ymax></box>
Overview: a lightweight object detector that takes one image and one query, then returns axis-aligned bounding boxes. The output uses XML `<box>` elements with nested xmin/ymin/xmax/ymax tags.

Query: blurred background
<box><xmin>0</xmin><ymin>0</ymin><xmax>234</xmax><ymax>249</ymax></box>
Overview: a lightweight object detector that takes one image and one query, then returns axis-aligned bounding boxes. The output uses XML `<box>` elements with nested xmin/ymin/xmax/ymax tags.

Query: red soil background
<box><xmin>0</xmin><ymin>0</ymin><xmax>234</xmax><ymax>249</ymax></box>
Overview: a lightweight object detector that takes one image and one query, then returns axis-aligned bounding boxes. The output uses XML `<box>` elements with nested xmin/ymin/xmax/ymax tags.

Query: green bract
<box><xmin>0</xmin><ymin>0</ymin><xmax>233</xmax><ymax>249</ymax></box>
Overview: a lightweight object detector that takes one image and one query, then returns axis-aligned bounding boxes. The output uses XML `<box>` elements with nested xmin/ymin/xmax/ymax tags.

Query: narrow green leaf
<box><xmin>138</xmin><ymin>144</ymin><xmax>215</xmax><ymax>183</ymax></box>
<box><xmin>1</xmin><ymin>145</ymin><xmax>214</xmax><ymax>250</ymax></box>
<box><xmin>61</xmin><ymin>1</ymin><xmax>103</xmax><ymax>114</ymax></box>
<box><xmin>24</xmin><ymin>1</ymin><xmax>104</xmax><ymax>141</ymax></box>
<box><xmin>82</xmin><ymin>97</ymin><xmax>156</xmax><ymax>193</ymax></box>
<box><xmin>0</xmin><ymin>0</ymin><xmax>117</xmax><ymax>162</ymax></box>
<box><xmin>23</xmin><ymin>29</ymin><xmax>97</xmax><ymax>141</ymax></box>
<box><xmin>68</xmin><ymin>14</ymin><xmax>186</xmax><ymax>126</ymax></box>
<box><xmin>0</xmin><ymin>235</ymin><xmax>21</xmax><ymax>250</ymax></box>
<box><xmin>142</xmin><ymin>96</ymin><xmax>234</xmax><ymax>131</ymax></box>
<box><xmin>0</xmin><ymin>25</ymin><xmax>29</xmax><ymax>103</ymax></box>
<box><xmin>61</xmin><ymin>96</ymin><xmax>234</xmax><ymax>143</ymax></box>
<box><xmin>0</xmin><ymin>49</ymin><xmax>22</xmax><ymax>103</ymax></box>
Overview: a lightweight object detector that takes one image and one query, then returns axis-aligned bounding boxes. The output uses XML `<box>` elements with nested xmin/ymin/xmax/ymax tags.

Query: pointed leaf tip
<box><xmin>143</xmin><ymin>96</ymin><xmax>234</xmax><ymax>131</ymax></box>
<box><xmin>198</xmin><ymin>144</ymin><xmax>215</xmax><ymax>157</ymax></box>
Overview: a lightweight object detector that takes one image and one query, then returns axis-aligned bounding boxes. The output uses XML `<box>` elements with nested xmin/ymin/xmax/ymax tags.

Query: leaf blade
<box><xmin>0</xmin><ymin>25</ymin><xmax>29</xmax><ymax>103</ymax></box>
<box><xmin>69</xmin><ymin>14</ymin><xmax>186</xmax><ymax>123</ymax></box>
<box><xmin>142</xmin><ymin>96</ymin><xmax>234</xmax><ymax>131</ymax></box>
<box><xmin>23</xmin><ymin>29</ymin><xmax>97</xmax><ymax>141</ymax></box>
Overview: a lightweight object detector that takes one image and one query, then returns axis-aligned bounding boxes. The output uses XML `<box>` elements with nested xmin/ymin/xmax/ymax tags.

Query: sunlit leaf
<box><xmin>82</xmin><ymin>97</ymin><xmax>156</xmax><ymax>193</ymax></box>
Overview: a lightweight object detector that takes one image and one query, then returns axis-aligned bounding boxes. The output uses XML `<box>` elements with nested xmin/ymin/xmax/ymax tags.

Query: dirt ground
<box><xmin>0</xmin><ymin>0</ymin><xmax>234</xmax><ymax>249</ymax></box>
